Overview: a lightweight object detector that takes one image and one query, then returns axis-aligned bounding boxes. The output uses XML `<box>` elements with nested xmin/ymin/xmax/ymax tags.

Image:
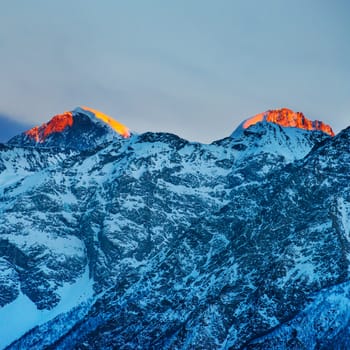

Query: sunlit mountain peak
<box><xmin>242</xmin><ymin>108</ymin><xmax>334</xmax><ymax>136</ymax></box>
<box><xmin>24</xmin><ymin>107</ymin><xmax>130</xmax><ymax>143</ymax></box>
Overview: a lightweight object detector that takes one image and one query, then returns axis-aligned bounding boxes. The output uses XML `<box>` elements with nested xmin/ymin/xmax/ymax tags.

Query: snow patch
<box><xmin>0</xmin><ymin>266</ymin><xmax>93</xmax><ymax>349</ymax></box>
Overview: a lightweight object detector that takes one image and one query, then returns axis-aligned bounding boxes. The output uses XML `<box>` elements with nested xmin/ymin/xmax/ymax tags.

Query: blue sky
<box><xmin>0</xmin><ymin>0</ymin><xmax>349</xmax><ymax>142</ymax></box>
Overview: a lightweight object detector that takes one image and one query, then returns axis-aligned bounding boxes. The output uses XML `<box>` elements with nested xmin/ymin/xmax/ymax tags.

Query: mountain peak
<box><xmin>8</xmin><ymin>107</ymin><xmax>131</xmax><ymax>150</ymax></box>
<box><xmin>24</xmin><ymin>107</ymin><xmax>130</xmax><ymax>144</ymax></box>
<box><xmin>243</xmin><ymin>108</ymin><xmax>334</xmax><ymax>136</ymax></box>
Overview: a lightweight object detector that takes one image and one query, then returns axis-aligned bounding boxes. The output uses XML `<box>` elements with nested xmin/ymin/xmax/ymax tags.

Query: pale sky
<box><xmin>0</xmin><ymin>0</ymin><xmax>349</xmax><ymax>142</ymax></box>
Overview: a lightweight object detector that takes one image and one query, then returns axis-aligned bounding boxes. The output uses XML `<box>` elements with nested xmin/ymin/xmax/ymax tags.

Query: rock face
<box><xmin>242</xmin><ymin>108</ymin><xmax>335</xmax><ymax>136</ymax></box>
<box><xmin>0</xmin><ymin>108</ymin><xmax>349</xmax><ymax>349</ymax></box>
<box><xmin>25</xmin><ymin>112</ymin><xmax>74</xmax><ymax>143</ymax></box>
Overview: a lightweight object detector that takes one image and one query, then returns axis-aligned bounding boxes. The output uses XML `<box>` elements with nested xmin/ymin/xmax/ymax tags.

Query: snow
<box><xmin>230</xmin><ymin>121</ymin><xmax>319</xmax><ymax>162</ymax></box>
<box><xmin>338</xmin><ymin>197</ymin><xmax>350</xmax><ymax>274</ymax></box>
<box><xmin>276</xmin><ymin>240</ymin><xmax>328</xmax><ymax>288</ymax></box>
<box><xmin>2</xmin><ymin>230</ymin><xmax>85</xmax><ymax>258</ymax></box>
<box><xmin>248</xmin><ymin>280</ymin><xmax>350</xmax><ymax>348</ymax></box>
<box><xmin>0</xmin><ymin>266</ymin><xmax>93</xmax><ymax>349</ymax></box>
<box><xmin>338</xmin><ymin>197</ymin><xmax>350</xmax><ymax>241</ymax></box>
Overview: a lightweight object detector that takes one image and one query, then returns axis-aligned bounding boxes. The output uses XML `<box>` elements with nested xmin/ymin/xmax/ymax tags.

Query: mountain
<box><xmin>240</xmin><ymin>108</ymin><xmax>334</xmax><ymax>136</ymax></box>
<box><xmin>0</xmin><ymin>107</ymin><xmax>349</xmax><ymax>349</ymax></box>
<box><xmin>8</xmin><ymin>106</ymin><xmax>130</xmax><ymax>150</ymax></box>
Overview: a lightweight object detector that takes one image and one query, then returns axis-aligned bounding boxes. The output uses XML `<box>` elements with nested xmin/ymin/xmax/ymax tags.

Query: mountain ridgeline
<box><xmin>1</xmin><ymin>107</ymin><xmax>349</xmax><ymax>349</ymax></box>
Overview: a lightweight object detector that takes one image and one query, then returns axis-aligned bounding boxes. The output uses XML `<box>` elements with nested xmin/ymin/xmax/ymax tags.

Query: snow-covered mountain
<box><xmin>8</xmin><ymin>106</ymin><xmax>130</xmax><ymax>150</ymax></box>
<box><xmin>0</xmin><ymin>107</ymin><xmax>349</xmax><ymax>349</ymax></box>
<box><xmin>230</xmin><ymin>111</ymin><xmax>330</xmax><ymax>162</ymax></box>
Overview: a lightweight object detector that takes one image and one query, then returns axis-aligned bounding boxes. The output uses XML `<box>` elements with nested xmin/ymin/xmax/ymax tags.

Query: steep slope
<box><xmin>1</xmin><ymin>132</ymin><xmax>234</xmax><ymax>348</ymax></box>
<box><xmin>244</xmin><ymin>127</ymin><xmax>350</xmax><ymax>349</ymax></box>
<box><xmin>0</xmin><ymin>108</ymin><xmax>348</xmax><ymax>349</ymax></box>
<box><xmin>8</xmin><ymin>107</ymin><xmax>130</xmax><ymax>150</ymax></box>
<box><xmin>33</xmin><ymin>127</ymin><xmax>348</xmax><ymax>350</ymax></box>
<box><xmin>0</xmin><ymin>144</ymin><xmax>73</xmax><ymax>187</ymax></box>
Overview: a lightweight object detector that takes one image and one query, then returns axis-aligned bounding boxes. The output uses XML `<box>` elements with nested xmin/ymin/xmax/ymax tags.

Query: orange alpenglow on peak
<box><xmin>82</xmin><ymin>106</ymin><xmax>130</xmax><ymax>138</ymax></box>
<box><xmin>25</xmin><ymin>112</ymin><xmax>73</xmax><ymax>143</ymax></box>
<box><xmin>25</xmin><ymin>107</ymin><xmax>131</xmax><ymax>143</ymax></box>
<box><xmin>243</xmin><ymin>108</ymin><xmax>335</xmax><ymax>136</ymax></box>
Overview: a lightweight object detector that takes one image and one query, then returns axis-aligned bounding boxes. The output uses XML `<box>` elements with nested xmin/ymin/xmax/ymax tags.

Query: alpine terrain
<box><xmin>0</xmin><ymin>107</ymin><xmax>349</xmax><ymax>349</ymax></box>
